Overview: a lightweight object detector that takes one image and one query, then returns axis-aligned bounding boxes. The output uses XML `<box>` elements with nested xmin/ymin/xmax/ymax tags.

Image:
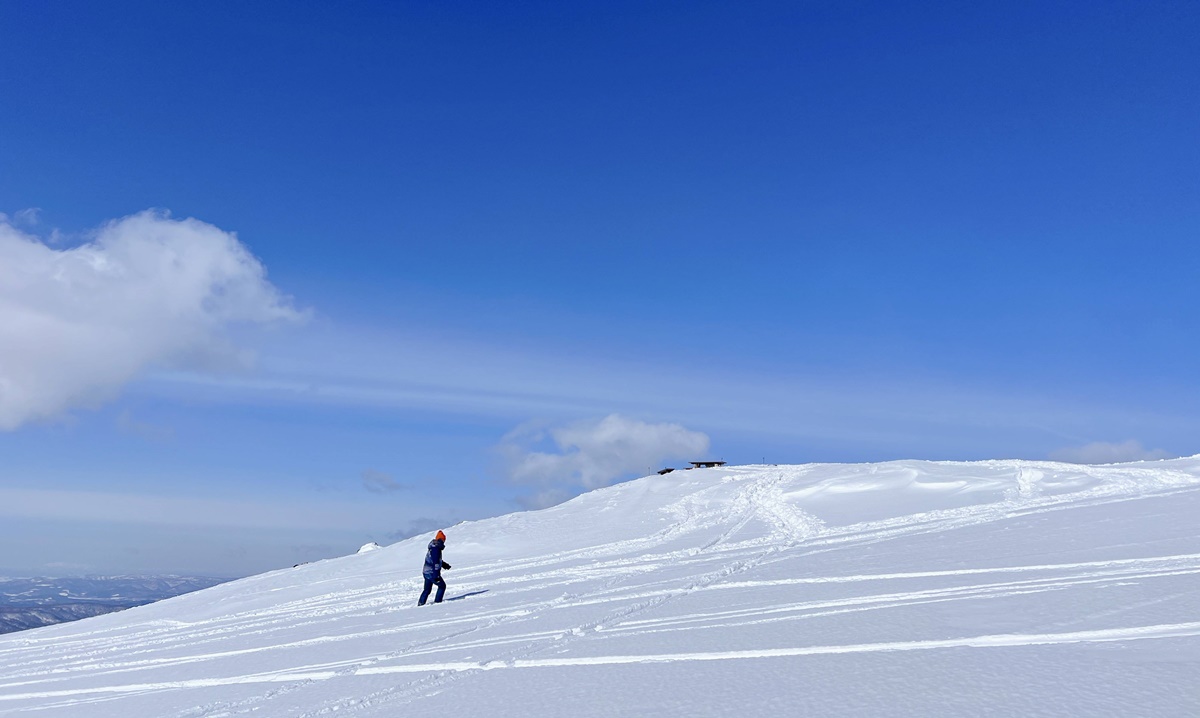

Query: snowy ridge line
<box><xmin>4</xmin><ymin>621</ymin><xmax>1199</xmax><ymax>703</ymax></box>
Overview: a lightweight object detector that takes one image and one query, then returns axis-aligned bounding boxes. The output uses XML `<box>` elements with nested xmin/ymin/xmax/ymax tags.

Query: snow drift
<box><xmin>2</xmin><ymin>458</ymin><xmax>1200</xmax><ymax>716</ymax></box>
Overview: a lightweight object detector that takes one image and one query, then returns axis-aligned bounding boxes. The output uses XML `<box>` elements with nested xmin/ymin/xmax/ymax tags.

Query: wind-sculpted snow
<box><xmin>2</xmin><ymin>459</ymin><xmax>1200</xmax><ymax>716</ymax></box>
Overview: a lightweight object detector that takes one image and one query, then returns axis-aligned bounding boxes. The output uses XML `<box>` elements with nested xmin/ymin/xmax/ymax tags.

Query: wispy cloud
<box><xmin>498</xmin><ymin>414</ymin><xmax>710</xmax><ymax>507</ymax></box>
<box><xmin>116</xmin><ymin>409</ymin><xmax>174</xmax><ymax>442</ymax></box>
<box><xmin>515</xmin><ymin>488</ymin><xmax>573</xmax><ymax>511</ymax></box>
<box><xmin>0</xmin><ymin>485</ymin><xmax>455</xmax><ymax>533</ymax></box>
<box><xmin>0</xmin><ymin>210</ymin><xmax>304</xmax><ymax>430</ymax></box>
<box><xmin>385</xmin><ymin>517</ymin><xmax>447</xmax><ymax>542</ymax></box>
<box><xmin>8</xmin><ymin>208</ymin><xmax>41</xmax><ymax>227</ymax></box>
<box><xmin>361</xmin><ymin>469</ymin><xmax>410</xmax><ymax>493</ymax></box>
<box><xmin>1049</xmin><ymin>440</ymin><xmax>1173</xmax><ymax>464</ymax></box>
<box><xmin>134</xmin><ymin>319</ymin><xmax>1200</xmax><ymax>461</ymax></box>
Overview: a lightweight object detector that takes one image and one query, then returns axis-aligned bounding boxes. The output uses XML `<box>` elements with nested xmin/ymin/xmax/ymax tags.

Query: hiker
<box><xmin>418</xmin><ymin>530</ymin><xmax>451</xmax><ymax>605</ymax></box>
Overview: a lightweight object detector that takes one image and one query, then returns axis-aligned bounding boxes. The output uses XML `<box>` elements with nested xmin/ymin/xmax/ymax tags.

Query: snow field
<box><xmin>1</xmin><ymin>459</ymin><xmax>1199</xmax><ymax>716</ymax></box>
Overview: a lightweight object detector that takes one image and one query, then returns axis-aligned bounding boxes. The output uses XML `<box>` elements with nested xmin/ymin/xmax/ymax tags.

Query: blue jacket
<box><xmin>423</xmin><ymin>539</ymin><xmax>448</xmax><ymax>580</ymax></box>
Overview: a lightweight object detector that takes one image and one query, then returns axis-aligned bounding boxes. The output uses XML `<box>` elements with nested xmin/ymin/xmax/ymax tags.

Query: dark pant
<box><xmin>418</xmin><ymin>576</ymin><xmax>446</xmax><ymax>605</ymax></box>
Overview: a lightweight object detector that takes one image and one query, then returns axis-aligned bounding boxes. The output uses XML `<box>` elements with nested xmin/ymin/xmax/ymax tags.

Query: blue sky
<box><xmin>1</xmin><ymin>1</ymin><xmax>1197</xmax><ymax>576</ymax></box>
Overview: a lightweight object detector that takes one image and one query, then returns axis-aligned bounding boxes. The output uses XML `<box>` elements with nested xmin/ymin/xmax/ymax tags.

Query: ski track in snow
<box><xmin>8</xmin><ymin>621</ymin><xmax>1200</xmax><ymax>703</ymax></box>
<box><xmin>277</xmin><ymin>470</ymin><xmax>814</xmax><ymax>716</ymax></box>
<box><xmin>2</xmin><ymin>461</ymin><xmax>1200</xmax><ymax>716</ymax></box>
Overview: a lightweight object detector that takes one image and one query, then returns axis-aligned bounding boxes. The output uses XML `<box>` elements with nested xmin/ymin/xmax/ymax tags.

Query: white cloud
<box><xmin>0</xmin><ymin>210</ymin><xmax>304</xmax><ymax>430</ymax></box>
<box><xmin>10</xmin><ymin>208</ymin><xmax>41</xmax><ymax>227</ymax></box>
<box><xmin>499</xmin><ymin>414</ymin><xmax>711</xmax><ymax>506</ymax></box>
<box><xmin>1049</xmin><ymin>439</ymin><xmax>1173</xmax><ymax>464</ymax></box>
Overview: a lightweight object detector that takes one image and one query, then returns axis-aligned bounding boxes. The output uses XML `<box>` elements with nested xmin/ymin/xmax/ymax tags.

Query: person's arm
<box><xmin>441</xmin><ymin>560</ymin><xmax>451</xmax><ymax>569</ymax></box>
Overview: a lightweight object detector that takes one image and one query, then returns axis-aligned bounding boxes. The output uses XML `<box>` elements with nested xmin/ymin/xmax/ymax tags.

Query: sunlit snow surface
<box><xmin>3</xmin><ymin>459</ymin><xmax>1200</xmax><ymax>716</ymax></box>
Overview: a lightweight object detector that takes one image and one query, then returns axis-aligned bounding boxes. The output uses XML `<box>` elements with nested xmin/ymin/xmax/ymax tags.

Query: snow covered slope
<box><xmin>0</xmin><ymin>576</ymin><xmax>230</xmax><ymax>634</ymax></box>
<box><xmin>3</xmin><ymin>459</ymin><xmax>1200</xmax><ymax>716</ymax></box>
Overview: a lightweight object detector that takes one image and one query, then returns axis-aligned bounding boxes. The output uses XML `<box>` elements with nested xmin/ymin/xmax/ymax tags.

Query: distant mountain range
<box><xmin>0</xmin><ymin>575</ymin><xmax>231</xmax><ymax>634</ymax></box>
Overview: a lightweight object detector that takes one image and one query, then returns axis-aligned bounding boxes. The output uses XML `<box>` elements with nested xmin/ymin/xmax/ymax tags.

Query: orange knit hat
<box><xmin>435</xmin><ymin>530</ymin><xmax>446</xmax><ymax>541</ymax></box>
